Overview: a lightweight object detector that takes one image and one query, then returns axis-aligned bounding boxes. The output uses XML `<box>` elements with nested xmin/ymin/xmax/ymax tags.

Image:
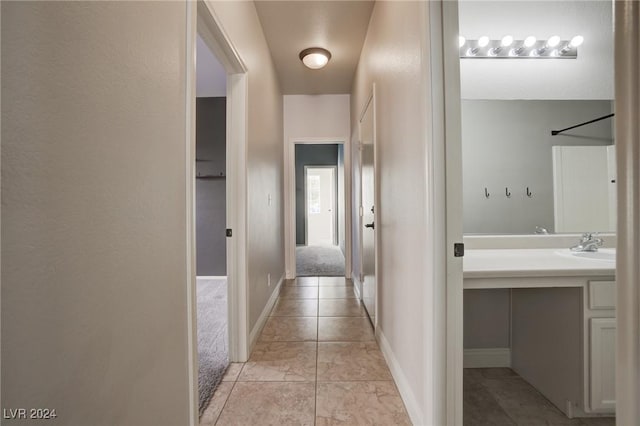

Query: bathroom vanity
<box><xmin>464</xmin><ymin>248</ymin><xmax>615</xmax><ymax>418</ymax></box>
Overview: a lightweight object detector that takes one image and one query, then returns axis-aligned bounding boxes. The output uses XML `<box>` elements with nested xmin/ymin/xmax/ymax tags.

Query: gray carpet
<box><xmin>296</xmin><ymin>244</ymin><xmax>346</xmax><ymax>276</ymax></box>
<box><xmin>197</xmin><ymin>277</ymin><xmax>228</xmax><ymax>416</ymax></box>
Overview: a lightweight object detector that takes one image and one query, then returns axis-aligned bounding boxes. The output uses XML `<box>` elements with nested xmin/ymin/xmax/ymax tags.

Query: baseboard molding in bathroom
<box><xmin>464</xmin><ymin>348</ymin><xmax>511</xmax><ymax>368</ymax></box>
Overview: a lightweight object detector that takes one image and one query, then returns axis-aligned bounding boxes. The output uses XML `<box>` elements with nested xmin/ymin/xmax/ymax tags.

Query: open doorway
<box><xmin>194</xmin><ymin>33</ymin><xmax>229</xmax><ymax>416</ymax></box>
<box><xmin>294</xmin><ymin>144</ymin><xmax>346</xmax><ymax>277</ymax></box>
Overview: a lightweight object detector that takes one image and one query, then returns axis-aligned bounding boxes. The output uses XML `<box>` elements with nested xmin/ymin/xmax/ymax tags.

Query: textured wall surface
<box><xmin>2</xmin><ymin>2</ymin><xmax>191</xmax><ymax>425</ymax></box>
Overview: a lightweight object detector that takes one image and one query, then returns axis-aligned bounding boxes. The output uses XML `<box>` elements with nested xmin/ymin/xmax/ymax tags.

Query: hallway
<box><xmin>200</xmin><ymin>276</ymin><xmax>411</xmax><ymax>425</ymax></box>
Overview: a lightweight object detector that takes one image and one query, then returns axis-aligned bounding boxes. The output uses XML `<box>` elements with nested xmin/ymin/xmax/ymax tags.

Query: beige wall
<box><xmin>351</xmin><ymin>2</ymin><xmax>436</xmax><ymax>424</ymax></box>
<box><xmin>207</xmin><ymin>1</ymin><xmax>285</xmax><ymax>331</ymax></box>
<box><xmin>283</xmin><ymin>95</ymin><xmax>350</xmax><ymax>141</ymax></box>
<box><xmin>2</xmin><ymin>2</ymin><xmax>192</xmax><ymax>425</ymax></box>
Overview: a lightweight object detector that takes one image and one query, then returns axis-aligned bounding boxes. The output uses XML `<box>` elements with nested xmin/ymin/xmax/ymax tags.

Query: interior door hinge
<box><xmin>454</xmin><ymin>243</ymin><xmax>465</xmax><ymax>257</ymax></box>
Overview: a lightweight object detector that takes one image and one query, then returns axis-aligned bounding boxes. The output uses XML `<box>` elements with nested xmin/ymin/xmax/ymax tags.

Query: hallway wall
<box><xmin>350</xmin><ymin>2</ymin><xmax>442</xmax><ymax>424</ymax></box>
<box><xmin>2</xmin><ymin>2</ymin><xmax>192</xmax><ymax>425</ymax></box>
<box><xmin>207</xmin><ymin>2</ymin><xmax>285</xmax><ymax>334</ymax></box>
<box><xmin>283</xmin><ymin>95</ymin><xmax>350</xmax><ymax>277</ymax></box>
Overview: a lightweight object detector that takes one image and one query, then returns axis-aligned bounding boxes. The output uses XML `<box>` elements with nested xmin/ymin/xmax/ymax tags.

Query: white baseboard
<box><xmin>376</xmin><ymin>329</ymin><xmax>423</xmax><ymax>426</ymax></box>
<box><xmin>464</xmin><ymin>348</ymin><xmax>511</xmax><ymax>368</ymax></box>
<box><xmin>352</xmin><ymin>272</ymin><xmax>362</xmax><ymax>299</ymax></box>
<box><xmin>248</xmin><ymin>274</ymin><xmax>284</xmax><ymax>353</ymax></box>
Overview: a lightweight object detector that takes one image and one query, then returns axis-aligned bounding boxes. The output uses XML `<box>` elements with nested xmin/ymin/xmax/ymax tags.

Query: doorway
<box><xmin>290</xmin><ymin>142</ymin><xmax>348</xmax><ymax>277</ymax></box>
<box><xmin>305</xmin><ymin>166</ymin><xmax>337</xmax><ymax>246</ymax></box>
<box><xmin>190</xmin><ymin>1</ymin><xmax>250</xmax><ymax>423</ymax></box>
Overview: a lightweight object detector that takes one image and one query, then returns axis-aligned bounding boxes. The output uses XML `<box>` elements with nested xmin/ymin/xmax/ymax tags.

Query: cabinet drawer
<box><xmin>589</xmin><ymin>281</ymin><xmax>616</xmax><ymax>310</ymax></box>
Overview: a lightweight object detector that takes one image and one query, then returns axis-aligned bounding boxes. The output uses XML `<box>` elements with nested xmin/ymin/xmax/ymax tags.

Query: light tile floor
<box><xmin>201</xmin><ymin>276</ymin><xmax>411</xmax><ymax>426</ymax></box>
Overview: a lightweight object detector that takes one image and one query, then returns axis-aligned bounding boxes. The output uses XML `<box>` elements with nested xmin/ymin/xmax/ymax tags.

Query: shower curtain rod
<box><xmin>551</xmin><ymin>113</ymin><xmax>615</xmax><ymax>136</ymax></box>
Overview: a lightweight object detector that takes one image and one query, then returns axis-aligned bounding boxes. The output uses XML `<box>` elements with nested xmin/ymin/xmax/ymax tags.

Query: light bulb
<box><xmin>501</xmin><ymin>35</ymin><xmax>514</xmax><ymax>47</ymax></box>
<box><xmin>524</xmin><ymin>36</ymin><xmax>537</xmax><ymax>47</ymax></box>
<box><xmin>303</xmin><ymin>53</ymin><xmax>329</xmax><ymax>69</ymax></box>
<box><xmin>459</xmin><ymin>36</ymin><xmax>466</xmax><ymax>48</ymax></box>
<box><xmin>478</xmin><ymin>36</ymin><xmax>490</xmax><ymax>47</ymax></box>
<box><xmin>570</xmin><ymin>35</ymin><xmax>584</xmax><ymax>47</ymax></box>
<box><xmin>547</xmin><ymin>35</ymin><xmax>561</xmax><ymax>48</ymax></box>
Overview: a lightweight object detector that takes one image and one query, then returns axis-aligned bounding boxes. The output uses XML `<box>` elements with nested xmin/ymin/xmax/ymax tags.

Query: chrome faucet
<box><xmin>534</xmin><ymin>226</ymin><xmax>549</xmax><ymax>234</ymax></box>
<box><xmin>570</xmin><ymin>232</ymin><xmax>604</xmax><ymax>252</ymax></box>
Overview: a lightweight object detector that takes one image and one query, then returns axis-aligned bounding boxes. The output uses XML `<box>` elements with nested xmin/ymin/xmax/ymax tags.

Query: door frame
<box><xmin>285</xmin><ymin>138</ymin><xmax>351</xmax><ymax>279</ymax></box>
<box><xmin>303</xmin><ymin>165</ymin><xmax>339</xmax><ymax>246</ymax></box>
<box><xmin>614</xmin><ymin>1</ymin><xmax>640</xmax><ymax>423</ymax></box>
<box><xmin>357</xmin><ymin>87</ymin><xmax>379</xmax><ymax>328</ymax></box>
<box><xmin>430</xmin><ymin>1</ymin><xmax>464</xmax><ymax>425</ymax></box>
<box><xmin>186</xmin><ymin>2</ymin><xmax>250</xmax><ymax>423</ymax></box>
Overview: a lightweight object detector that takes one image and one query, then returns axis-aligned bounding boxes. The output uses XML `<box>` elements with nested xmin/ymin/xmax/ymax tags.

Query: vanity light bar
<box><xmin>459</xmin><ymin>36</ymin><xmax>582</xmax><ymax>59</ymax></box>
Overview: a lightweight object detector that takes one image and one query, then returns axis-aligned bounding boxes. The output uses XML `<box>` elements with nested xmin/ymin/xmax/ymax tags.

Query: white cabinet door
<box><xmin>590</xmin><ymin>318</ymin><xmax>616</xmax><ymax>412</ymax></box>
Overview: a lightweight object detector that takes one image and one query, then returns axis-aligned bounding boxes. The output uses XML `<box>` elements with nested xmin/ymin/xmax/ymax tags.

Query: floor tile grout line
<box><xmin>214</xmin><ymin>366</ymin><xmax>241</xmax><ymax>425</ymax></box>
<box><xmin>314</xmin><ymin>277</ymin><xmax>320</xmax><ymax>426</ymax></box>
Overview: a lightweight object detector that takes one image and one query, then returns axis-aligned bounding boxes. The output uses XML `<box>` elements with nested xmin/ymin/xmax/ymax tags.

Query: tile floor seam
<box><xmin>314</xmin><ymin>287</ymin><xmax>320</xmax><ymax>426</ymax></box>
<box><xmin>214</xmin><ymin>370</ymin><xmax>240</xmax><ymax>426</ymax></box>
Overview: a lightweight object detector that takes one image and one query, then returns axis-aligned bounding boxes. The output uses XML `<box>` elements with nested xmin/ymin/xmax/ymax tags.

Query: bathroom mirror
<box><xmin>462</xmin><ymin>99</ymin><xmax>615</xmax><ymax>235</ymax></box>
<box><xmin>458</xmin><ymin>0</ymin><xmax>615</xmax><ymax>236</ymax></box>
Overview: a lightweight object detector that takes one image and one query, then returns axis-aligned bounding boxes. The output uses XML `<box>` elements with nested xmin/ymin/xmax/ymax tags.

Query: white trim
<box><xmin>184</xmin><ymin>3</ymin><xmax>198</xmax><ymax>424</ymax></box>
<box><xmin>377</xmin><ymin>329</ymin><xmax>424</xmax><ymax>426</ymax></box>
<box><xmin>463</xmin><ymin>348</ymin><xmax>512</xmax><ymax>369</ymax></box>
<box><xmin>614</xmin><ymin>2</ymin><xmax>640</xmax><ymax>422</ymax></box>
<box><xmin>248</xmin><ymin>274</ymin><xmax>284</xmax><ymax>352</ymax></box>
<box><xmin>284</xmin><ymin>137</ymin><xmax>352</xmax><ymax>279</ymax></box>
<box><xmin>352</xmin><ymin>273</ymin><xmax>362</xmax><ymax>300</ymax></box>
<box><xmin>196</xmin><ymin>276</ymin><xmax>227</xmax><ymax>280</ymax></box>
<box><xmin>225</xmin><ymin>73</ymin><xmax>249</xmax><ymax>362</ymax></box>
<box><xmin>426</xmin><ymin>2</ymin><xmax>464</xmax><ymax>426</ymax></box>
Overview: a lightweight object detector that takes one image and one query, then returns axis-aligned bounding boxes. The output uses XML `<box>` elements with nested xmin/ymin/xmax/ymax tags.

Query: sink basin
<box><xmin>556</xmin><ymin>248</ymin><xmax>616</xmax><ymax>262</ymax></box>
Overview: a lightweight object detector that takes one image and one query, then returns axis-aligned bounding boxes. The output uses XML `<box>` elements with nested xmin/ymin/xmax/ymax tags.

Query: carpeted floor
<box><xmin>296</xmin><ymin>244</ymin><xmax>346</xmax><ymax>276</ymax></box>
<box><xmin>197</xmin><ymin>277</ymin><xmax>228</xmax><ymax>416</ymax></box>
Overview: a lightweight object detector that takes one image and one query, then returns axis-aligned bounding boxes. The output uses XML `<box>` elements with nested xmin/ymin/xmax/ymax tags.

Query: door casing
<box><xmin>285</xmin><ymin>138</ymin><xmax>352</xmax><ymax>279</ymax></box>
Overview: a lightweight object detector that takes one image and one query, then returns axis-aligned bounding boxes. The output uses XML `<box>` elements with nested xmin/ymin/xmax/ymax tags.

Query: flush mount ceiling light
<box><xmin>299</xmin><ymin>47</ymin><xmax>332</xmax><ymax>69</ymax></box>
<box><xmin>459</xmin><ymin>35</ymin><xmax>584</xmax><ymax>59</ymax></box>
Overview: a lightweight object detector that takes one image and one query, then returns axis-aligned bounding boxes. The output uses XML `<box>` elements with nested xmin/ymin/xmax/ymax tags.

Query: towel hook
<box><xmin>484</xmin><ymin>187</ymin><xmax>490</xmax><ymax>198</ymax></box>
<box><xmin>505</xmin><ymin>187</ymin><xmax>511</xmax><ymax>198</ymax></box>
<box><xmin>526</xmin><ymin>187</ymin><xmax>533</xmax><ymax>197</ymax></box>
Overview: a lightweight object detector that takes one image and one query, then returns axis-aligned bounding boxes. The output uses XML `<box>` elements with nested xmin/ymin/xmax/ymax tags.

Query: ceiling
<box><xmin>254</xmin><ymin>1</ymin><xmax>375</xmax><ymax>95</ymax></box>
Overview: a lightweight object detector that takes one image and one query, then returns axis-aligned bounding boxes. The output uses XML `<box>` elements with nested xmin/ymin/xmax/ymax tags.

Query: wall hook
<box><xmin>526</xmin><ymin>187</ymin><xmax>533</xmax><ymax>197</ymax></box>
<box><xmin>505</xmin><ymin>187</ymin><xmax>511</xmax><ymax>198</ymax></box>
<box><xmin>484</xmin><ymin>187</ymin><xmax>490</xmax><ymax>198</ymax></box>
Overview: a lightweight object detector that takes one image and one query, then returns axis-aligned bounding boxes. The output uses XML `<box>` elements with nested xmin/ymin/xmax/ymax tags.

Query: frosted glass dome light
<box><xmin>299</xmin><ymin>48</ymin><xmax>332</xmax><ymax>70</ymax></box>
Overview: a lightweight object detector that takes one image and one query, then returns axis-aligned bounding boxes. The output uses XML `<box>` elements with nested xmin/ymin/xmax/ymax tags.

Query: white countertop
<box><xmin>464</xmin><ymin>248</ymin><xmax>616</xmax><ymax>279</ymax></box>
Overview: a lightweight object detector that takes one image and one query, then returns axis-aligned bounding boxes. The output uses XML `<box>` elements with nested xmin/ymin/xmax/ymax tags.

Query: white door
<box><xmin>306</xmin><ymin>167</ymin><xmax>336</xmax><ymax>245</ymax></box>
<box><xmin>360</xmin><ymin>96</ymin><xmax>376</xmax><ymax>325</ymax></box>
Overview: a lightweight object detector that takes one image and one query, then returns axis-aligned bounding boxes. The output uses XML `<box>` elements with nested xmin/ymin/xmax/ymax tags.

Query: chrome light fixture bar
<box><xmin>459</xmin><ymin>36</ymin><xmax>582</xmax><ymax>59</ymax></box>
